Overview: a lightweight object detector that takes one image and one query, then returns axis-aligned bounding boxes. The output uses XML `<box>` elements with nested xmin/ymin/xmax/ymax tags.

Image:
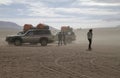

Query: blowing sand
<box><xmin>0</xmin><ymin>28</ymin><xmax>120</xmax><ymax>78</ymax></box>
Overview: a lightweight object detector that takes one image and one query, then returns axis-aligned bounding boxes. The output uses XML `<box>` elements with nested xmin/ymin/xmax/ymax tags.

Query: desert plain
<box><xmin>0</xmin><ymin>27</ymin><xmax>120</xmax><ymax>78</ymax></box>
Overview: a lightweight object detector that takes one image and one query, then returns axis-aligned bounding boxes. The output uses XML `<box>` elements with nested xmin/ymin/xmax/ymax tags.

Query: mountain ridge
<box><xmin>0</xmin><ymin>21</ymin><xmax>22</xmax><ymax>30</ymax></box>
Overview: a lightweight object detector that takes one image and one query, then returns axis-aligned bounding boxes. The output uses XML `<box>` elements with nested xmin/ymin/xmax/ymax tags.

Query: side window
<box><xmin>26</xmin><ymin>31</ymin><xmax>34</xmax><ymax>36</ymax></box>
<box><xmin>38</xmin><ymin>30</ymin><xmax>51</xmax><ymax>35</ymax></box>
<box><xmin>38</xmin><ymin>31</ymin><xmax>43</xmax><ymax>34</ymax></box>
<box><xmin>31</xmin><ymin>30</ymin><xmax>51</xmax><ymax>35</ymax></box>
<box><xmin>34</xmin><ymin>31</ymin><xmax>40</xmax><ymax>35</ymax></box>
<box><xmin>43</xmin><ymin>30</ymin><xmax>51</xmax><ymax>34</ymax></box>
<box><xmin>34</xmin><ymin>31</ymin><xmax>43</xmax><ymax>35</ymax></box>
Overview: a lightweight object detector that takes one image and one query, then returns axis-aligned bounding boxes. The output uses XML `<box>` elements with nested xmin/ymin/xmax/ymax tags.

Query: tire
<box><xmin>14</xmin><ymin>39</ymin><xmax>22</xmax><ymax>46</ymax></box>
<box><xmin>41</xmin><ymin>39</ymin><xmax>47</xmax><ymax>46</ymax></box>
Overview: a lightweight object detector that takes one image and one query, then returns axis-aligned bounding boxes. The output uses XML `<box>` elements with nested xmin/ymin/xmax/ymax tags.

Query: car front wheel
<box><xmin>14</xmin><ymin>39</ymin><xmax>22</xmax><ymax>46</ymax></box>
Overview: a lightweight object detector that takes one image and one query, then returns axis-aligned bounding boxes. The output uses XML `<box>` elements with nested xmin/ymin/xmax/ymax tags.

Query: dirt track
<box><xmin>0</xmin><ymin>43</ymin><xmax>120</xmax><ymax>78</ymax></box>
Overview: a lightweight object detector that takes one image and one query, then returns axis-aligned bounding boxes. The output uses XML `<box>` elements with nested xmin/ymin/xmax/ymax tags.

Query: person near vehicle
<box><xmin>58</xmin><ymin>32</ymin><xmax>62</xmax><ymax>46</ymax></box>
<box><xmin>62</xmin><ymin>32</ymin><xmax>66</xmax><ymax>45</ymax></box>
<box><xmin>87</xmin><ymin>29</ymin><xmax>93</xmax><ymax>50</ymax></box>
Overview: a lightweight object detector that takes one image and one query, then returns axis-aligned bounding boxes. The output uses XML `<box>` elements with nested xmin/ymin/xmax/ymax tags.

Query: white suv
<box><xmin>6</xmin><ymin>29</ymin><xmax>55</xmax><ymax>46</ymax></box>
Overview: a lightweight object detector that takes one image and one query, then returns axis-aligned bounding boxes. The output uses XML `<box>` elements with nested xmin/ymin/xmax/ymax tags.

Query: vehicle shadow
<box><xmin>6</xmin><ymin>43</ymin><xmax>57</xmax><ymax>47</ymax></box>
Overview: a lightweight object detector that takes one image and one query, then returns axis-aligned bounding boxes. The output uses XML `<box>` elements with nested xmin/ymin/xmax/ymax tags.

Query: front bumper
<box><xmin>6</xmin><ymin>37</ymin><xmax>14</xmax><ymax>42</ymax></box>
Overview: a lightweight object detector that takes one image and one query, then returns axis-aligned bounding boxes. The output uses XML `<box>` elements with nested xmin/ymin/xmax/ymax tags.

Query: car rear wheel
<box><xmin>41</xmin><ymin>39</ymin><xmax>47</xmax><ymax>46</ymax></box>
<box><xmin>14</xmin><ymin>39</ymin><xmax>22</xmax><ymax>46</ymax></box>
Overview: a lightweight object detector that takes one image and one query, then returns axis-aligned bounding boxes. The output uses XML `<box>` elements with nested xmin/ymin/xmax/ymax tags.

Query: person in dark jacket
<box><xmin>58</xmin><ymin>32</ymin><xmax>62</xmax><ymax>46</ymax></box>
<box><xmin>62</xmin><ymin>32</ymin><xmax>66</xmax><ymax>45</ymax></box>
<box><xmin>87</xmin><ymin>29</ymin><xmax>93</xmax><ymax>50</ymax></box>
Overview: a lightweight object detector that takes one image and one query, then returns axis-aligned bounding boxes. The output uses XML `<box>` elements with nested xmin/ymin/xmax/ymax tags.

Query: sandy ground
<box><xmin>0</xmin><ymin>28</ymin><xmax>120</xmax><ymax>78</ymax></box>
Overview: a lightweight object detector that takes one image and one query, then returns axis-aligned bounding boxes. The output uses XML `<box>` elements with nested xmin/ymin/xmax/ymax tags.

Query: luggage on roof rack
<box><xmin>36</xmin><ymin>23</ymin><xmax>49</xmax><ymax>29</ymax></box>
<box><xmin>23</xmin><ymin>24</ymin><xmax>33</xmax><ymax>32</ymax></box>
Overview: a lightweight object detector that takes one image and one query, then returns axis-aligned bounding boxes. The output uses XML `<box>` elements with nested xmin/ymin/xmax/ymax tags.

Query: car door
<box><xmin>22</xmin><ymin>31</ymin><xmax>36</xmax><ymax>43</ymax></box>
<box><xmin>33</xmin><ymin>31</ymin><xmax>41</xmax><ymax>42</ymax></box>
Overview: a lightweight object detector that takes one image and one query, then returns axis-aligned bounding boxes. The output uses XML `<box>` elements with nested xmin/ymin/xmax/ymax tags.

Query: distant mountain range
<box><xmin>0</xmin><ymin>21</ymin><xmax>22</xmax><ymax>30</ymax></box>
<box><xmin>116</xmin><ymin>25</ymin><xmax>120</xmax><ymax>28</ymax></box>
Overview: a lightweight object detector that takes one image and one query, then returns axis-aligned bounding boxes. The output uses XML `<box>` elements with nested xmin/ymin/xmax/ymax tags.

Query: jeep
<box><xmin>6</xmin><ymin>29</ymin><xmax>54</xmax><ymax>46</ymax></box>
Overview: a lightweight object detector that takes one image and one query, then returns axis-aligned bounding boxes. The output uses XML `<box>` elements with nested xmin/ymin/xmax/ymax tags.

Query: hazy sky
<box><xmin>0</xmin><ymin>0</ymin><xmax>120</xmax><ymax>29</ymax></box>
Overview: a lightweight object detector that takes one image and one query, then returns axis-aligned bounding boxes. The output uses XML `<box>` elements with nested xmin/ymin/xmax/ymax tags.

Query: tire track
<box><xmin>55</xmin><ymin>51</ymin><xmax>120</xmax><ymax>78</ymax></box>
<box><xmin>40</xmin><ymin>62</ymin><xmax>84</xmax><ymax>78</ymax></box>
<box><xmin>55</xmin><ymin>57</ymin><xmax>92</xmax><ymax>78</ymax></box>
<box><xmin>86</xmin><ymin>51</ymin><xmax>120</xmax><ymax>72</ymax></box>
<box><xmin>54</xmin><ymin>50</ymin><xmax>92</xmax><ymax>78</ymax></box>
<box><xmin>90</xmin><ymin>58</ymin><xmax>120</xmax><ymax>72</ymax></box>
<box><xmin>39</xmin><ymin>48</ymin><xmax>120</xmax><ymax>78</ymax></box>
<box><xmin>39</xmin><ymin>50</ymin><xmax>92</xmax><ymax>78</ymax></box>
<box><xmin>88</xmin><ymin>57</ymin><xmax>120</xmax><ymax>78</ymax></box>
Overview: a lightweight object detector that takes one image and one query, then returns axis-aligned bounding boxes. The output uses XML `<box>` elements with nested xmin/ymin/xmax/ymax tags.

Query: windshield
<box><xmin>17</xmin><ymin>32</ymin><xmax>24</xmax><ymax>35</ymax></box>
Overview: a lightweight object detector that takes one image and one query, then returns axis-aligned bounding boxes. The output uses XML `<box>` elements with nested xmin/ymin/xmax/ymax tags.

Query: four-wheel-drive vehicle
<box><xmin>64</xmin><ymin>31</ymin><xmax>76</xmax><ymax>43</ymax></box>
<box><xmin>61</xmin><ymin>26</ymin><xmax>76</xmax><ymax>43</ymax></box>
<box><xmin>55</xmin><ymin>31</ymin><xmax>76</xmax><ymax>43</ymax></box>
<box><xmin>6</xmin><ymin>29</ymin><xmax>55</xmax><ymax>46</ymax></box>
<box><xmin>55</xmin><ymin>26</ymin><xmax>76</xmax><ymax>43</ymax></box>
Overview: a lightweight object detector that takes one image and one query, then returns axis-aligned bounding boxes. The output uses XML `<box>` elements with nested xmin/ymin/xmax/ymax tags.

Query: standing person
<box><xmin>87</xmin><ymin>29</ymin><xmax>93</xmax><ymax>50</ymax></box>
<box><xmin>58</xmin><ymin>32</ymin><xmax>62</xmax><ymax>46</ymax></box>
<box><xmin>62</xmin><ymin>32</ymin><xmax>66</xmax><ymax>45</ymax></box>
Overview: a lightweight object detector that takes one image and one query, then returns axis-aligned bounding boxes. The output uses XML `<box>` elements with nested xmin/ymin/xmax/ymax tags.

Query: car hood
<box><xmin>6</xmin><ymin>35</ymin><xmax>21</xmax><ymax>37</ymax></box>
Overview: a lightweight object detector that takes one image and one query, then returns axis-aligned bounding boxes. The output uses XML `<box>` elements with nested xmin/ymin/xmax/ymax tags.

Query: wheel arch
<box><xmin>13</xmin><ymin>37</ymin><xmax>23</xmax><ymax>42</ymax></box>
